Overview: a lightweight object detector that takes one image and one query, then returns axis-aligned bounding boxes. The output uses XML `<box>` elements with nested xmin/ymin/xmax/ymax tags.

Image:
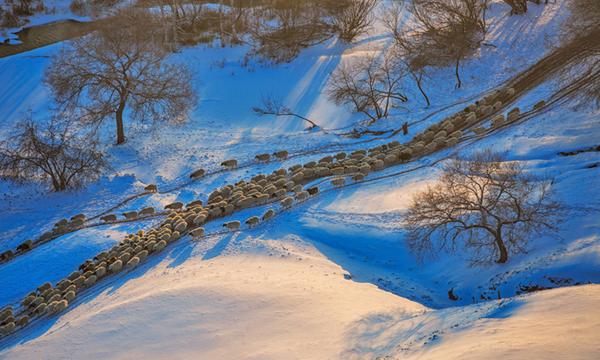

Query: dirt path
<box><xmin>0</xmin><ymin>19</ymin><xmax>98</xmax><ymax>58</ymax></box>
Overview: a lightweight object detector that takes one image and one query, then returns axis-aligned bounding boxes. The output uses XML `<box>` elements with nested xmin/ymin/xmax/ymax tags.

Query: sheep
<box><xmin>223</xmin><ymin>221</ymin><xmax>241</xmax><ymax>230</ymax></box>
<box><xmin>95</xmin><ymin>266</ymin><xmax>107</xmax><ymax>279</ymax></box>
<box><xmin>137</xmin><ymin>250</ymin><xmax>149</xmax><ymax>261</ymax></box>
<box><xmin>144</xmin><ymin>184</ymin><xmax>158</xmax><ymax>192</ymax></box>
<box><xmin>126</xmin><ymin>256</ymin><xmax>140</xmax><ymax>268</ymax></box>
<box><xmin>100</xmin><ymin>214</ymin><xmax>117</xmax><ymax>223</ymax></box>
<box><xmin>0</xmin><ymin>322</ymin><xmax>15</xmax><ymax>335</ymax></box>
<box><xmin>0</xmin><ymin>250</ymin><xmax>13</xmax><ymax>262</ymax></box>
<box><xmin>353</xmin><ymin>173</ymin><xmax>365</xmax><ymax>181</ymax></box>
<box><xmin>37</xmin><ymin>282</ymin><xmax>52</xmax><ymax>293</ymax></box>
<box><xmin>54</xmin><ymin>219</ymin><xmax>68</xmax><ymax>227</ymax></box>
<box><xmin>245</xmin><ymin>216</ymin><xmax>260</xmax><ymax>227</ymax></box>
<box><xmin>274</xmin><ymin>169</ymin><xmax>287</xmax><ymax>176</ymax></box>
<box><xmin>292</xmin><ymin>184</ymin><xmax>303</xmax><ymax>193</ymax></box>
<box><xmin>295</xmin><ymin>191</ymin><xmax>309</xmax><ymax>202</ymax></box>
<box><xmin>492</xmin><ymin>100</ymin><xmax>502</xmax><ymax>112</ymax></box>
<box><xmin>22</xmin><ymin>295</ymin><xmax>36</xmax><ymax>307</ymax></box>
<box><xmin>272</xmin><ymin>188</ymin><xmax>286</xmax><ymax>199</ymax></box>
<box><xmin>331</xmin><ymin>178</ymin><xmax>345</xmax><ymax>187</ymax></box>
<box><xmin>504</xmin><ymin>87</ymin><xmax>516</xmax><ymax>97</ymax></box>
<box><xmin>331</xmin><ymin>167</ymin><xmax>344</xmax><ymax>176</ymax></box>
<box><xmin>280</xmin><ymin>197</ymin><xmax>293</xmax><ymax>208</ymax></box>
<box><xmin>307</xmin><ymin>186</ymin><xmax>319</xmax><ymax>196</ymax></box>
<box><xmin>255</xmin><ymin>153</ymin><xmax>270</xmax><ymax>162</ymax></box>
<box><xmin>70</xmin><ymin>218</ymin><xmax>85</xmax><ymax>228</ymax></box>
<box><xmin>190</xmin><ymin>168</ymin><xmax>206</xmax><ymax>179</ymax></box>
<box><xmin>491</xmin><ymin>114</ymin><xmax>505</xmax><ymax>128</ymax></box>
<box><xmin>139</xmin><ymin>207</ymin><xmax>155</xmax><ymax>216</ymax></box>
<box><xmin>291</xmin><ymin>172</ymin><xmax>304</xmax><ymax>184</ymax></box>
<box><xmin>0</xmin><ymin>308</ymin><xmax>12</xmax><ymax>322</ymax></box>
<box><xmin>109</xmin><ymin>259</ymin><xmax>123</xmax><ymax>273</ymax></box>
<box><xmin>16</xmin><ymin>240</ymin><xmax>33</xmax><ymax>253</ymax></box>
<box><xmin>373</xmin><ymin>160</ymin><xmax>385</xmax><ymax>170</ymax></box>
<box><xmin>72</xmin><ymin>276</ymin><xmax>86</xmax><ymax>289</ymax></box>
<box><xmin>507</xmin><ymin>107</ymin><xmax>520</xmax><ymax>122</ymax></box>
<box><xmin>273</xmin><ymin>150</ymin><xmax>289</xmax><ymax>159</ymax></box>
<box><xmin>123</xmin><ymin>211</ymin><xmax>138</xmax><ymax>220</ymax></box>
<box><xmin>288</xmin><ymin>164</ymin><xmax>302</xmax><ymax>172</ymax></box>
<box><xmin>17</xmin><ymin>315</ymin><xmax>29</xmax><ymax>327</ymax></box>
<box><xmin>193</xmin><ymin>214</ymin><xmax>207</xmax><ymax>225</ymax></box>
<box><xmin>262</xmin><ymin>209</ymin><xmax>275</xmax><ymax>221</ymax></box>
<box><xmin>153</xmin><ymin>240</ymin><xmax>167</xmax><ymax>252</ymax></box>
<box><xmin>221</xmin><ymin>159</ymin><xmax>238</xmax><ymax>168</ymax></box>
<box><xmin>335</xmin><ymin>152</ymin><xmax>347</xmax><ymax>160</ymax></box>
<box><xmin>165</xmin><ymin>202</ymin><xmax>184</xmax><ymax>210</ymax></box>
<box><xmin>63</xmin><ymin>291</ymin><xmax>76</xmax><ymax>303</ymax></box>
<box><xmin>68</xmin><ymin>271</ymin><xmax>81</xmax><ymax>281</ymax></box>
<box><xmin>466</xmin><ymin>113</ymin><xmax>477</xmax><ymax>125</ymax></box>
<box><xmin>84</xmin><ymin>275</ymin><xmax>97</xmax><ymax>287</ymax></box>
<box><xmin>319</xmin><ymin>156</ymin><xmax>333</xmax><ymax>164</ymax></box>
<box><xmin>71</xmin><ymin>213</ymin><xmax>86</xmax><ymax>221</ymax></box>
<box><xmin>33</xmin><ymin>303</ymin><xmax>47</xmax><ymax>315</ymax></box>
<box><xmin>190</xmin><ymin>227</ymin><xmax>205</xmax><ymax>238</ymax></box>
<box><xmin>53</xmin><ymin>300</ymin><xmax>68</xmax><ymax>314</ymax></box>
<box><xmin>533</xmin><ymin>100</ymin><xmax>546</xmax><ymax>110</ymax></box>
<box><xmin>384</xmin><ymin>154</ymin><xmax>397</xmax><ymax>166</ymax></box>
<box><xmin>187</xmin><ymin>200</ymin><xmax>203</xmax><ymax>208</ymax></box>
<box><xmin>174</xmin><ymin>221</ymin><xmax>187</xmax><ymax>233</ymax></box>
<box><xmin>398</xmin><ymin>149</ymin><xmax>412</xmax><ymax>161</ymax></box>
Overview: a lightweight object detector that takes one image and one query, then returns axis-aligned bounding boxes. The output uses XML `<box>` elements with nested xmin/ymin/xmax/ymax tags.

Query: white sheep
<box><xmin>100</xmin><ymin>214</ymin><xmax>117</xmax><ymax>223</ymax></box>
<box><xmin>221</xmin><ymin>159</ymin><xmax>238</xmax><ymax>168</ymax></box>
<box><xmin>223</xmin><ymin>221</ymin><xmax>241</xmax><ymax>230</ymax></box>
<box><xmin>165</xmin><ymin>202</ymin><xmax>184</xmax><ymax>210</ymax></box>
<box><xmin>109</xmin><ymin>259</ymin><xmax>123</xmax><ymax>273</ymax></box>
<box><xmin>332</xmin><ymin>178</ymin><xmax>345</xmax><ymax>187</ymax></box>
<box><xmin>126</xmin><ymin>256</ymin><xmax>140</xmax><ymax>268</ymax></box>
<box><xmin>280</xmin><ymin>197</ymin><xmax>293</xmax><ymax>208</ymax></box>
<box><xmin>144</xmin><ymin>184</ymin><xmax>158</xmax><ymax>192</ymax></box>
<box><xmin>84</xmin><ymin>275</ymin><xmax>97</xmax><ymax>287</ymax></box>
<box><xmin>190</xmin><ymin>227</ymin><xmax>205</xmax><ymax>238</ymax></box>
<box><xmin>95</xmin><ymin>266</ymin><xmax>107</xmax><ymax>278</ymax></box>
<box><xmin>139</xmin><ymin>207</ymin><xmax>155</xmax><ymax>216</ymax></box>
<box><xmin>507</xmin><ymin>107</ymin><xmax>520</xmax><ymax>122</ymax></box>
<box><xmin>255</xmin><ymin>153</ymin><xmax>270</xmax><ymax>162</ymax></box>
<box><xmin>71</xmin><ymin>214</ymin><xmax>86</xmax><ymax>221</ymax></box>
<box><xmin>63</xmin><ymin>291</ymin><xmax>76</xmax><ymax>303</ymax></box>
<box><xmin>123</xmin><ymin>211</ymin><xmax>138</xmax><ymax>220</ymax></box>
<box><xmin>154</xmin><ymin>240</ymin><xmax>167</xmax><ymax>252</ymax></box>
<box><xmin>273</xmin><ymin>150</ymin><xmax>289</xmax><ymax>159</ymax></box>
<box><xmin>188</xmin><ymin>169</ymin><xmax>206</xmax><ymax>181</ymax></box>
<box><xmin>245</xmin><ymin>216</ymin><xmax>260</xmax><ymax>227</ymax></box>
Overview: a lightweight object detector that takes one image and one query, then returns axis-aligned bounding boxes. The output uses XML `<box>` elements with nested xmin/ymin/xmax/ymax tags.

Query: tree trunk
<box><xmin>494</xmin><ymin>232</ymin><xmax>509</xmax><ymax>263</ymax></box>
<box><xmin>455</xmin><ymin>58</ymin><xmax>462</xmax><ymax>89</ymax></box>
<box><xmin>115</xmin><ymin>100</ymin><xmax>126</xmax><ymax>145</ymax></box>
<box><xmin>414</xmin><ymin>72</ymin><xmax>430</xmax><ymax>106</ymax></box>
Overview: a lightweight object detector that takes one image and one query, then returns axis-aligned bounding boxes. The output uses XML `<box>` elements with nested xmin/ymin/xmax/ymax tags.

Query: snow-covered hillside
<box><xmin>0</xmin><ymin>0</ymin><xmax>599</xmax><ymax>358</ymax></box>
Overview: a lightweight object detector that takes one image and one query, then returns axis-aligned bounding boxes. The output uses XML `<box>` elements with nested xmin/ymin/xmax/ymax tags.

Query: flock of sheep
<box><xmin>1</xmin><ymin>86</ymin><xmax>541</xmax><ymax>338</ymax></box>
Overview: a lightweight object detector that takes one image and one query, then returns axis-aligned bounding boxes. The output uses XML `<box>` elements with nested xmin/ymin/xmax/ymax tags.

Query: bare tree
<box><xmin>328</xmin><ymin>53</ymin><xmax>408</xmax><ymax>124</ymax></box>
<box><xmin>386</xmin><ymin>0</ymin><xmax>488</xmax><ymax>89</ymax></box>
<box><xmin>330</xmin><ymin>0</ymin><xmax>379</xmax><ymax>43</ymax></box>
<box><xmin>405</xmin><ymin>150</ymin><xmax>563</xmax><ymax>264</ymax></box>
<box><xmin>0</xmin><ymin>117</ymin><xmax>107</xmax><ymax>192</ymax></box>
<box><xmin>252</xmin><ymin>94</ymin><xmax>320</xmax><ymax>129</ymax></box>
<box><xmin>45</xmin><ymin>9</ymin><xmax>197</xmax><ymax>145</ymax></box>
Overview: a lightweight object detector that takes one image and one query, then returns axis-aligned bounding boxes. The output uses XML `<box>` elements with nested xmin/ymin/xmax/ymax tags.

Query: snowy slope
<box><xmin>0</xmin><ymin>0</ymin><xmax>599</xmax><ymax>358</ymax></box>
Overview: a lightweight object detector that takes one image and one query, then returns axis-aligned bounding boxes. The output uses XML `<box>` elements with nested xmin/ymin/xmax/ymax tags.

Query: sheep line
<box><xmin>2</xmin><ymin>84</ymin><xmax>545</xmax><ymax>339</ymax></box>
<box><xmin>0</xmin><ymin>81</ymin><xmax>532</xmax><ymax>268</ymax></box>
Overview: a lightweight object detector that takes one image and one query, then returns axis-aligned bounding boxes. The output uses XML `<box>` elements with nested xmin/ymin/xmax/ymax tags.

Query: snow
<box><xmin>1</xmin><ymin>0</ymin><xmax>599</xmax><ymax>358</ymax></box>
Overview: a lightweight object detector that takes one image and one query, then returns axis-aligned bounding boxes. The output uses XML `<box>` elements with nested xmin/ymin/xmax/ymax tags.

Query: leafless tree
<box><xmin>45</xmin><ymin>9</ymin><xmax>197</xmax><ymax>145</ymax></box>
<box><xmin>0</xmin><ymin>116</ymin><xmax>107</xmax><ymax>192</ymax></box>
<box><xmin>331</xmin><ymin>0</ymin><xmax>379</xmax><ymax>43</ymax></box>
<box><xmin>327</xmin><ymin>53</ymin><xmax>408</xmax><ymax>124</ymax></box>
<box><xmin>252</xmin><ymin>94</ymin><xmax>320</xmax><ymax>129</ymax></box>
<box><xmin>405</xmin><ymin>150</ymin><xmax>563</xmax><ymax>264</ymax></box>
<box><xmin>386</xmin><ymin>0</ymin><xmax>488</xmax><ymax>89</ymax></box>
